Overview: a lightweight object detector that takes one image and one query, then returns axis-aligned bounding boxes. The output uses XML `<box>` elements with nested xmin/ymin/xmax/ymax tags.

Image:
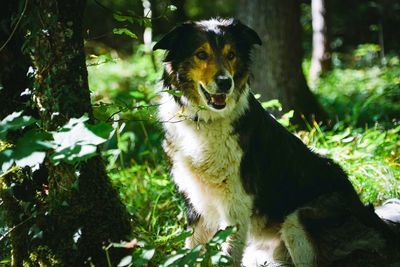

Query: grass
<box><xmin>103</xmin><ymin>121</ymin><xmax>400</xmax><ymax>265</ymax></box>
<box><xmin>1</xmin><ymin>43</ymin><xmax>399</xmax><ymax>265</ymax></box>
<box><xmin>298</xmin><ymin>123</ymin><xmax>400</xmax><ymax>204</ymax></box>
<box><xmin>309</xmin><ymin>46</ymin><xmax>400</xmax><ymax>127</ymax></box>
<box><xmin>85</xmin><ymin>45</ymin><xmax>400</xmax><ymax>265</ymax></box>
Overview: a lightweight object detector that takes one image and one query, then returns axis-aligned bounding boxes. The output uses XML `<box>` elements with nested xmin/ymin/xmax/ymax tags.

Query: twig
<box><xmin>0</xmin><ymin>215</ymin><xmax>33</xmax><ymax>242</ymax></box>
<box><xmin>105</xmin><ymin>103</ymin><xmax>161</xmax><ymax>122</ymax></box>
<box><xmin>0</xmin><ymin>0</ymin><xmax>29</xmax><ymax>52</ymax></box>
<box><xmin>93</xmin><ymin>0</ymin><xmax>170</xmax><ymax>21</ymax></box>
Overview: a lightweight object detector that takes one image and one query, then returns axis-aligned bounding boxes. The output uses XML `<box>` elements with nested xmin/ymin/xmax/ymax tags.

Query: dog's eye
<box><xmin>227</xmin><ymin>51</ymin><xmax>236</xmax><ymax>60</ymax></box>
<box><xmin>196</xmin><ymin>51</ymin><xmax>208</xmax><ymax>60</ymax></box>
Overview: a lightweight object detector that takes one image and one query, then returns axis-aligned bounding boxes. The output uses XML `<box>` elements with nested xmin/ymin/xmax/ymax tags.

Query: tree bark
<box><xmin>1</xmin><ymin>0</ymin><xmax>132</xmax><ymax>266</ymax></box>
<box><xmin>310</xmin><ymin>0</ymin><xmax>332</xmax><ymax>82</ymax></box>
<box><xmin>238</xmin><ymin>0</ymin><xmax>327</xmax><ymax>124</ymax></box>
<box><xmin>0</xmin><ymin>1</ymin><xmax>37</xmax><ymax>266</ymax></box>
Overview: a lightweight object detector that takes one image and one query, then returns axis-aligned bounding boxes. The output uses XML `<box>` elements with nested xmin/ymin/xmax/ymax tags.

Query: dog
<box><xmin>153</xmin><ymin>18</ymin><xmax>398</xmax><ymax>266</ymax></box>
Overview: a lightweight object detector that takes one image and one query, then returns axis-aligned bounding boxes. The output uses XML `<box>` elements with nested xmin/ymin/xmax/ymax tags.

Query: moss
<box><xmin>28</xmin><ymin>246</ymin><xmax>60</xmax><ymax>267</ymax></box>
<box><xmin>1</xmin><ymin>170</ymin><xmax>32</xmax><ymax>267</ymax></box>
<box><xmin>1</xmin><ymin>1</ymin><xmax>134</xmax><ymax>266</ymax></box>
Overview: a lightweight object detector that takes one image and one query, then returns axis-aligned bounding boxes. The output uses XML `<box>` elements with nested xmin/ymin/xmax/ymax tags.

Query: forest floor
<box><xmin>1</xmin><ymin>44</ymin><xmax>398</xmax><ymax>266</ymax></box>
<box><xmin>85</xmin><ymin>44</ymin><xmax>400</xmax><ymax>265</ymax></box>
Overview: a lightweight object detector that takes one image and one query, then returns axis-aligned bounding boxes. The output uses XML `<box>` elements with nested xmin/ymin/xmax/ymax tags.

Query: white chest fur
<box><xmin>171</xmin><ymin>116</ymin><xmax>252</xmax><ymax>228</ymax></box>
<box><xmin>158</xmin><ymin>92</ymin><xmax>253</xmax><ymax>230</ymax></box>
<box><xmin>158</xmin><ymin>93</ymin><xmax>291</xmax><ymax>266</ymax></box>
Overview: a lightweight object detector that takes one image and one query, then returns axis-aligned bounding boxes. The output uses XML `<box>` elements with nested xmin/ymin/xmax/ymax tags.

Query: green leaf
<box><xmin>86</xmin><ymin>122</ymin><xmax>113</xmax><ymax>139</ymax></box>
<box><xmin>0</xmin><ymin>129</ymin><xmax>52</xmax><ymax>172</ymax></box>
<box><xmin>50</xmin><ymin>116</ymin><xmax>113</xmax><ymax>164</ymax></box>
<box><xmin>161</xmin><ymin>253</ymin><xmax>186</xmax><ymax>267</ymax></box>
<box><xmin>162</xmin><ymin>89</ymin><xmax>183</xmax><ymax>97</ymax></box>
<box><xmin>167</xmin><ymin>5</ymin><xmax>177</xmax><ymax>11</ymax></box>
<box><xmin>141</xmin><ymin>248</ymin><xmax>155</xmax><ymax>261</ymax></box>
<box><xmin>14</xmin><ymin>129</ymin><xmax>53</xmax><ymax>152</ymax></box>
<box><xmin>15</xmin><ymin>151</ymin><xmax>46</xmax><ymax>169</ymax></box>
<box><xmin>261</xmin><ymin>99</ymin><xmax>282</xmax><ymax>110</ymax></box>
<box><xmin>113</xmin><ymin>13</ymin><xmax>134</xmax><ymax>23</ymax></box>
<box><xmin>167</xmin><ymin>230</ymin><xmax>192</xmax><ymax>244</ymax></box>
<box><xmin>210</xmin><ymin>226</ymin><xmax>235</xmax><ymax>244</ymax></box>
<box><xmin>161</xmin><ymin>246</ymin><xmax>202</xmax><ymax>267</ymax></box>
<box><xmin>113</xmin><ymin>28</ymin><xmax>137</xmax><ymax>39</ymax></box>
<box><xmin>211</xmin><ymin>251</ymin><xmax>230</xmax><ymax>265</ymax></box>
<box><xmin>132</xmin><ymin>248</ymin><xmax>155</xmax><ymax>267</ymax></box>
<box><xmin>0</xmin><ymin>149</ymin><xmax>14</xmax><ymax>172</ymax></box>
<box><xmin>278</xmin><ymin>110</ymin><xmax>294</xmax><ymax>127</ymax></box>
<box><xmin>118</xmin><ymin>255</ymin><xmax>132</xmax><ymax>267</ymax></box>
<box><xmin>130</xmin><ymin>91</ymin><xmax>146</xmax><ymax>99</ymax></box>
<box><xmin>0</xmin><ymin>111</ymin><xmax>37</xmax><ymax>139</ymax></box>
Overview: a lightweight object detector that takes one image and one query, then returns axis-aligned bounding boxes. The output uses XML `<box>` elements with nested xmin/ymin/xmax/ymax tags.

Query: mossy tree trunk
<box><xmin>0</xmin><ymin>1</ymin><xmax>37</xmax><ymax>266</ymax></box>
<box><xmin>238</xmin><ymin>0</ymin><xmax>328</xmax><ymax>124</ymax></box>
<box><xmin>1</xmin><ymin>0</ymin><xmax>132</xmax><ymax>266</ymax></box>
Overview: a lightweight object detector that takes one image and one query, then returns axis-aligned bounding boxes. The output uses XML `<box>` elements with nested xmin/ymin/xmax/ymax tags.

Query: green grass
<box><xmin>309</xmin><ymin>47</ymin><xmax>400</xmax><ymax>127</ymax></box>
<box><xmin>84</xmin><ymin>45</ymin><xmax>400</xmax><ymax>265</ymax></box>
<box><xmin>1</xmin><ymin>44</ymin><xmax>399</xmax><ymax>265</ymax></box>
<box><xmin>108</xmin><ymin>164</ymin><xmax>188</xmax><ymax>263</ymax></box>
<box><xmin>298</xmin><ymin>123</ymin><xmax>400</xmax><ymax>204</ymax></box>
<box><xmin>102</xmin><ymin>121</ymin><xmax>400</xmax><ymax>265</ymax></box>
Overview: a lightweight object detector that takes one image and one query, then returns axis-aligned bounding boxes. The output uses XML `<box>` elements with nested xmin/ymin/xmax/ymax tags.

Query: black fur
<box><xmin>183</xmin><ymin>194</ymin><xmax>201</xmax><ymax>226</ymax></box>
<box><xmin>235</xmin><ymin>94</ymin><xmax>393</xmax><ymax>236</ymax></box>
<box><xmin>154</xmin><ymin>19</ymin><xmax>261</xmax><ymax>96</ymax></box>
<box><xmin>235</xmin><ymin>95</ymin><xmax>360</xmax><ymax>221</ymax></box>
<box><xmin>155</xmin><ymin>18</ymin><xmax>400</xmax><ymax>265</ymax></box>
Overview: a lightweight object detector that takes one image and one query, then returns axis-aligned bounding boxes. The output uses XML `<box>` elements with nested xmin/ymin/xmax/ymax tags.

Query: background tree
<box><xmin>0</xmin><ymin>0</ymin><xmax>131</xmax><ymax>265</ymax></box>
<box><xmin>309</xmin><ymin>0</ymin><xmax>332</xmax><ymax>82</ymax></box>
<box><xmin>0</xmin><ymin>1</ymin><xmax>34</xmax><ymax>264</ymax></box>
<box><xmin>238</xmin><ymin>0</ymin><xmax>327</xmax><ymax>123</ymax></box>
<box><xmin>1</xmin><ymin>0</ymin><xmax>399</xmax><ymax>265</ymax></box>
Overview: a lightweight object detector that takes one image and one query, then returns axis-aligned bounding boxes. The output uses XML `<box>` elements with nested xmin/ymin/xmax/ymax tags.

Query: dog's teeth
<box><xmin>211</xmin><ymin>94</ymin><xmax>226</xmax><ymax>105</ymax></box>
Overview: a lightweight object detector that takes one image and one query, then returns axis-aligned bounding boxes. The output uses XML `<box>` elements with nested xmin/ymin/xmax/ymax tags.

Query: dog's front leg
<box><xmin>183</xmin><ymin>197</ymin><xmax>219</xmax><ymax>248</ymax></box>
<box><xmin>228</xmin><ymin>224</ymin><xmax>248</xmax><ymax>266</ymax></box>
<box><xmin>281</xmin><ymin>209</ymin><xmax>317</xmax><ymax>267</ymax></box>
<box><xmin>185</xmin><ymin>215</ymin><xmax>216</xmax><ymax>248</ymax></box>
<box><xmin>218</xmin><ymin>217</ymin><xmax>249</xmax><ymax>266</ymax></box>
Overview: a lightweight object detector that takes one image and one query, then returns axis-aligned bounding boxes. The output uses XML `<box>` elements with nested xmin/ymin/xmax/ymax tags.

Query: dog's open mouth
<box><xmin>200</xmin><ymin>85</ymin><xmax>226</xmax><ymax>110</ymax></box>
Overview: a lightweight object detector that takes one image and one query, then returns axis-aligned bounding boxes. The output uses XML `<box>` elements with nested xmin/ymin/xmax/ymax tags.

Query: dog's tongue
<box><xmin>211</xmin><ymin>94</ymin><xmax>226</xmax><ymax>105</ymax></box>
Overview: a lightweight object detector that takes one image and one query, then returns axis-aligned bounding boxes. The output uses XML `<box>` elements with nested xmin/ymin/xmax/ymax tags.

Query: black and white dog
<box><xmin>153</xmin><ymin>18</ymin><xmax>398</xmax><ymax>266</ymax></box>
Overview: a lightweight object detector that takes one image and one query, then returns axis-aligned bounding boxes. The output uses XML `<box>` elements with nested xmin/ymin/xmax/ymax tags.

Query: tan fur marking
<box><xmin>222</xmin><ymin>44</ymin><xmax>237</xmax><ymax>75</ymax></box>
<box><xmin>189</xmin><ymin>43</ymin><xmax>219</xmax><ymax>86</ymax></box>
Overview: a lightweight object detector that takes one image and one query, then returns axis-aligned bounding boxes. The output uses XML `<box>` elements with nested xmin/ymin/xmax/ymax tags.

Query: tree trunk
<box><xmin>310</xmin><ymin>0</ymin><xmax>332</xmax><ymax>82</ymax></box>
<box><xmin>0</xmin><ymin>1</ymin><xmax>38</xmax><ymax>266</ymax></box>
<box><xmin>238</xmin><ymin>0</ymin><xmax>327</xmax><ymax>124</ymax></box>
<box><xmin>1</xmin><ymin>0</ymin><xmax>132</xmax><ymax>266</ymax></box>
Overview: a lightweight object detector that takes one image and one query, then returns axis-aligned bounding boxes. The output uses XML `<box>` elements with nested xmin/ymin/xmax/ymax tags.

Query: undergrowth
<box><xmin>86</xmin><ymin>44</ymin><xmax>400</xmax><ymax>265</ymax></box>
<box><xmin>1</xmin><ymin>44</ymin><xmax>399</xmax><ymax>265</ymax></box>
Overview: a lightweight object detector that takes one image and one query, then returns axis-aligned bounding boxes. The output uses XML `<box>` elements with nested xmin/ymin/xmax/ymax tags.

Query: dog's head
<box><xmin>154</xmin><ymin>18</ymin><xmax>261</xmax><ymax>117</ymax></box>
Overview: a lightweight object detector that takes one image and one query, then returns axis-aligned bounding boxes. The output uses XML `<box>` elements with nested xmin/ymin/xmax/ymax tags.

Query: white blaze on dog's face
<box><xmin>154</xmin><ymin>18</ymin><xmax>261</xmax><ymax>116</ymax></box>
<box><xmin>190</xmin><ymin>42</ymin><xmax>235</xmax><ymax>111</ymax></box>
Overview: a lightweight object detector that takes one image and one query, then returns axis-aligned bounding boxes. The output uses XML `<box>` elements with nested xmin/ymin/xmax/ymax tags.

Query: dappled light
<box><xmin>0</xmin><ymin>0</ymin><xmax>399</xmax><ymax>266</ymax></box>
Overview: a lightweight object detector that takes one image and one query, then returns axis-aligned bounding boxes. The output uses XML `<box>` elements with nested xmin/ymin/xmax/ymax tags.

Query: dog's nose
<box><xmin>215</xmin><ymin>75</ymin><xmax>232</xmax><ymax>93</ymax></box>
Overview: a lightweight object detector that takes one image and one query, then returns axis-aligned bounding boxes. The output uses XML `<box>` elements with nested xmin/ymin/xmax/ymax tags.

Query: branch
<box><xmin>0</xmin><ymin>215</ymin><xmax>33</xmax><ymax>242</ymax></box>
<box><xmin>0</xmin><ymin>0</ymin><xmax>29</xmax><ymax>52</ymax></box>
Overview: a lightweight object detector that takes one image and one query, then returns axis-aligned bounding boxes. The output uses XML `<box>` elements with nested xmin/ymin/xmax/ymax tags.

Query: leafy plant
<box><xmin>312</xmin><ymin>53</ymin><xmax>400</xmax><ymax>126</ymax></box>
<box><xmin>161</xmin><ymin>227</ymin><xmax>234</xmax><ymax>267</ymax></box>
<box><xmin>0</xmin><ymin>113</ymin><xmax>114</xmax><ymax>173</ymax></box>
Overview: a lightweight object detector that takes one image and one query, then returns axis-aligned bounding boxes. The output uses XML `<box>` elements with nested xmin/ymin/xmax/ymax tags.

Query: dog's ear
<box><xmin>153</xmin><ymin>22</ymin><xmax>195</xmax><ymax>51</ymax></box>
<box><xmin>232</xmin><ymin>20</ymin><xmax>262</xmax><ymax>46</ymax></box>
